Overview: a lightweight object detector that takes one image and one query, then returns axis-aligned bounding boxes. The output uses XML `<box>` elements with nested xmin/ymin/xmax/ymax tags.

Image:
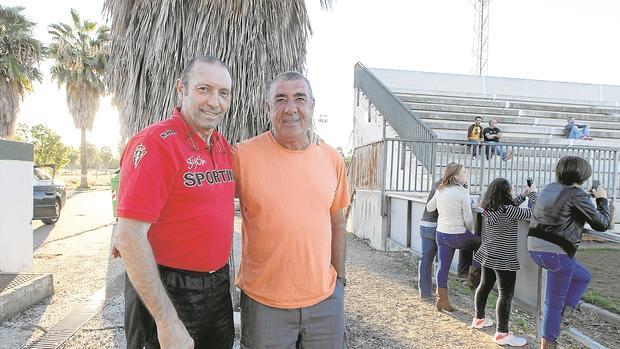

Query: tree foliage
<box><xmin>18</xmin><ymin>123</ymin><xmax>70</xmax><ymax>168</ymax></box>
<box><xmin>104</xmin><ymin>0</ymin><xmax>332</xmax><ymax>144</ymax></box>
<box><xmin>48</xmin><ymin>9</ymin><xmax>109</xmax><ymax>187</ymax></box>
<box><xmin>99</xmin><ymin>145</ymin><xmax>113</xmax><ymax>169</ymax></box>
<box><xmin>0</xmin><ymin>5</ymin><xmax>44</xmax><ymax>138</ymax></box>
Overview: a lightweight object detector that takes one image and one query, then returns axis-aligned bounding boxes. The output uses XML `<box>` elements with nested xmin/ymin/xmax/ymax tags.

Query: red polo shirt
<box><xmin>117</xmin><ymin>107</ymin><xmax>234</xmax><ymax>272</ymax></box>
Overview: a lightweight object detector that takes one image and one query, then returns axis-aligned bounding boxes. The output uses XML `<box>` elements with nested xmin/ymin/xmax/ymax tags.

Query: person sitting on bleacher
<box><xmin>564</xmin><ymin>117</ymin><xmax>593</xmax><ymax>140</ymax></box>
<box><xmin>483</xmin><ymin>119</ymin><xmax>513</xmax><ymax>161</ymax></box>
<box><xmin>467</xmin><ymin>116</ymin><xmax>484</xmax><ymax>159</ymax></box>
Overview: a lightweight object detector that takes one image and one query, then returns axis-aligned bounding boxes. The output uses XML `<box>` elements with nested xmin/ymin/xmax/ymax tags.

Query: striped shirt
<box><xmin>474</xmin><ymin>192</ymin><xmax>537</xmax><ymax>271</ymax></box>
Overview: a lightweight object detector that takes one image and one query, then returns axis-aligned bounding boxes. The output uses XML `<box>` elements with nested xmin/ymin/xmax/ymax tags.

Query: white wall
<box><xmin>372</xmin><ymin>68</ymin><xmax>620</xmax><ymax>107</ymax></box>
<box><xmin>347</xmin><ymin>190</ymin><xmax>386</xmax><ymax>250</ymax></box>
<box><xmin>352</xmin><ymin>89</ymin><xmax>386</xmax><ymax>147</ymax></box>
<box><xmin>0</xmin><ymin>159</ymin><xmax>33</xmax><ymax>272</ymax></box>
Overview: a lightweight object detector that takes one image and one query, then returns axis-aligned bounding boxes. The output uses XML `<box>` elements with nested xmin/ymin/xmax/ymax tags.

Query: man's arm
<box><xmin>330</xmin><ymin>209</ymin><xmax>346</xmax><ymax>280</ymax></box>
<box><xmin>115</xmin><ymin>217</ymin><xmax>193</xmax><ymax>349</ymax></box>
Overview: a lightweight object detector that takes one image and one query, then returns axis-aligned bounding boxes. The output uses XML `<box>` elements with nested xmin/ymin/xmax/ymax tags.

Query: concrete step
<box><xmin>415</xmin><ymin>111</ymin><xmax>620</xmax><ymax>130</ymax></box>
<box><xmin>397</xmin><ymin>93</ymin><xmax>507</xmax><ymax>109</ymax></box>
<box><xmin>396</xmin><ymin>92</ymin><xmax>620</xmax><ymax>115</ymax></box>
<box><xmin>407</xmin><ymin>102</ymin><xmax>619</xmax><ymax>123</ymax></box>
<box><xmin>405</xmin><ymin>102</ymin><xmax>519</xmax><ymax>116</ymax></box>
<box><xmin>519</xmin><ymin>109</ymin><xmax>620</xmax><ymax>123</ymax></box>
<box><xmin>434</xmin><ymin>130</ymin><xmax>618</xmax><ymax>147</ymax></box>
<box><xmin>508</xmin><ymin>101</ymin><xmax>620</xmax><ymax>115</ymax></box>
<box><xmin>424</xmin><ymin>120</ymin><xmax>620</xmax><ymax>139</ymax></box>
<box><xmin>0</xmin><ymin>272</ymin><xmax>53</xmax><ymax>322</ymax></box>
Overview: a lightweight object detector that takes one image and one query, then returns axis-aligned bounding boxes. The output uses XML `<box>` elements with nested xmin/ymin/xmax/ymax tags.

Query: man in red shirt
<box><xmin>113</xmin><ymin>55</ymin><xmax>235</xmax><ymax>349</ymax></box>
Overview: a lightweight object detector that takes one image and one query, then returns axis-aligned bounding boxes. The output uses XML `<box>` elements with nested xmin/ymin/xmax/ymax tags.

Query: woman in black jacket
<box><xmin>527</xmin><ymin>156</ymin><xmax>612</xmax><ymax>348</ymax></box>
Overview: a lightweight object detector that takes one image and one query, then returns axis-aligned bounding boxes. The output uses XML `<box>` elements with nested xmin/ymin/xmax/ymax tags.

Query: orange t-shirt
<box><xmin>233</xmin><ymin>132</ymin><xmax>350</xmax><ymax>308</ymax></box>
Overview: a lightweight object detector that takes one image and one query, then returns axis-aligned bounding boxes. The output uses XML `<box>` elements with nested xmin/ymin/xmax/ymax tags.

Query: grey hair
<box><xmin>267</xmin><ymin>71</ymin><xmax>320</xmax><ymax>145</ymax></box>
<box><xmin>267</xmin><ymin>71</ymin><xmax>313</xmax><ymax>99</ymax></box>
<box><xmin>179</xmin><ymin>55</ymin><xmax>230</xmax><ymax>92</ymax></box>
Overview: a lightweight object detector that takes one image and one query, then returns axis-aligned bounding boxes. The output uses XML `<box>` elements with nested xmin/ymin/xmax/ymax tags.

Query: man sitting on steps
<box><xmin>564</xmin><ymin>117</ymin><xmax>593</xmax><ymax>140</ymax></box>
<box><xmin>482</xmin><ymin>119</ymin><xmax>513</xmax><ymax>161</ymax></box>
<box><xmin>467</xmin><ymin>116</ymin><xmax>484</xmax><ymax>159</ymax></box>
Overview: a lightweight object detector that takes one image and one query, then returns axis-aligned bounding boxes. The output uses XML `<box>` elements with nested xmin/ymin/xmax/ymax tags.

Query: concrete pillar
<box><xmin>0</xmin><ymin>139</ymin><xmax>34</xmax><ymax>272</ymax></box>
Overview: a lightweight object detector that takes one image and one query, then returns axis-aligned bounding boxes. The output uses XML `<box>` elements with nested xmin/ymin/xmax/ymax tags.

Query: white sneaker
<box><xmin>471</xmin><ymin>317</ymin><xmax>493</xmax><ymax>329</ymax></box>
<box><xmin>494</xmin><ymin>332</ymin><xmax>527</xmax><ymax>346</ymax></box>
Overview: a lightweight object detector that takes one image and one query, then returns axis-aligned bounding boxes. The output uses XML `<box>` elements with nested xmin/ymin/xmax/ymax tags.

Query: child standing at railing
<box><xmin>472</xmin><ymin>178</ymin><xmax>537</xmax><ymax>347</ymax></box>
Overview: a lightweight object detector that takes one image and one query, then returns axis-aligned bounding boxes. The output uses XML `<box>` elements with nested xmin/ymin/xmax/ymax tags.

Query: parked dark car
<box><xmin>33</xmin><ymin>165</ymin><xmax>67</xmax><ymax>224</ymax></box>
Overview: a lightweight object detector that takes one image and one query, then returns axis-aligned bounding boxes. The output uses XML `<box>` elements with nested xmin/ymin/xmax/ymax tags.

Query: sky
<box><xmin>5</xmin><ymin>0</ymin><xmax>620</xmax><ymax>156</ymax></box>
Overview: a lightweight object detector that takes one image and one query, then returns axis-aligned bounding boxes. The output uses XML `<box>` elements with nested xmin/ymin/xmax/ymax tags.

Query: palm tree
<box><xmin>0</xmin><ymin>5</ymin><xmax>44</xmax><ymax>138</ymax></box>
<box><xmin>48</xmin><ymin>9</ymin><xmax>109</xmax><ymax>188</ymax></box>
<box><xmin>104</xmin><ymin>0</ymin><xmax>332</xmax><ymax>144</ymax></box>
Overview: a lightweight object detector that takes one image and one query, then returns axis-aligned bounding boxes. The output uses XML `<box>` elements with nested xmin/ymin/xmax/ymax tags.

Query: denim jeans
<box><xmin>436</xmin><ymin>231</ymin><xmax>481</xmax><ymax>288</ymax></box>
<box><xmin>485</xmin><ymin>142</ymin><xmax>510</xmax><ymax>161</ymax></box>
<box><xmin>568</xmin><ymin>125</ymin><xmax>590</xmax><ymax>139</ymax></box>
<box><xmin>418</xmin><ymin>225</ymin><xmax>437</xmax><ymax>298</ymax></box>
<box><xmin>529</xmin><ymin>251</ymin><xmax>591</xmax><ymax>342</ymax></box>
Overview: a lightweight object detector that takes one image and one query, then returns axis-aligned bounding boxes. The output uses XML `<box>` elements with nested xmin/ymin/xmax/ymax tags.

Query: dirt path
<box><xmin>345</xmin><ymin>235</ymin><xmax>500</xmax><ymax>348</ymax></box>
<box><xmin>344</xmin><ymin>234</ymin><xmax>620</xmax><ymax>349</ymax></box>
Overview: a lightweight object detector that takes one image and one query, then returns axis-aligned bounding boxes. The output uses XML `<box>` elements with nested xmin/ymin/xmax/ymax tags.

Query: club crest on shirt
<box><xmin>133</xmin><ymin>143</ymin><xmax>147</xmax><ymax>168</ymax></box>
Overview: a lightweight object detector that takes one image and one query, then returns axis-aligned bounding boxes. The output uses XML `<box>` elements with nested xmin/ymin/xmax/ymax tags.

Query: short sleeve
<box><xmin>231</xmin><ymin>147</ymin><xmax>242</xmax><ymax>199</ymax></box>
<box><xmin>329</xmin><ymin>151</ymin><xmax>351</xmax><ymax>213</ymax></box>
<box><xmin>116</xmin><ymin>135</ymin><xmax>178</xmax><ymax>223</ymax></box>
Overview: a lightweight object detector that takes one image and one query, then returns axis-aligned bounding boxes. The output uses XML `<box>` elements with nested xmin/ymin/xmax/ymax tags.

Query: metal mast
<box><xmin>471</xmin><ymin>0</ymin><xmax>490</xmax><ymax>76</ymax></box>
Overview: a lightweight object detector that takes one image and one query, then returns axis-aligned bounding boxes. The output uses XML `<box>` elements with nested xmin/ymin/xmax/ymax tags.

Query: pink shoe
<box><xmin>471</xmin><ymin>317</ymin><xmax>493</xmax><ymax>329</ymax></box>
<box><xmin>494</xmin><ymin>332</ymin><xmax>527</xmax><ymax>346</ymax></box>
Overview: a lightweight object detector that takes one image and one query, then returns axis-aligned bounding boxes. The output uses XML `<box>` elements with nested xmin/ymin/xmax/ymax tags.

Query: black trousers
<box><xmin>124</xmin><ymin>264</ymin><xmax>234</xmax><ymax>349</ymax></box>
<box><xmin>474</xmin><ymin>266</ymin><xmax>517</xmax><ymax>333</ymax></box>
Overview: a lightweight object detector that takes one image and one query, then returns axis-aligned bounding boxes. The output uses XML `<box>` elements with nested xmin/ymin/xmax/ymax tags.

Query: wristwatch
<box><xmin>337</xmin><ymin>276</ymin><xmax>347</xmax><ymax>287</ymax></box>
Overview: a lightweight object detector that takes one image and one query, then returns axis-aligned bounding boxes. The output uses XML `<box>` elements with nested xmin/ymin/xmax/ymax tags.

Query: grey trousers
<box><xmin>240</xmin><ymin>279</ymin><xmax>345</xmax><ymax>349</ymax></box>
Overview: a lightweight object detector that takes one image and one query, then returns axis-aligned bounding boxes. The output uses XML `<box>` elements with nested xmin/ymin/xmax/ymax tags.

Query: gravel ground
<box><xmin>344</xmin><ymin>234</ymin><xmax>620</xmax><ymax>349</ymax></box>
<box><xmin>0</xmin><ymin>224</ymin><xmax>122</xmax><ymax>349</ymax></box>
<box><xmin>3</xmin><ymin>191</ymin><xmax>617</xmax><ymax>348</ymax></box>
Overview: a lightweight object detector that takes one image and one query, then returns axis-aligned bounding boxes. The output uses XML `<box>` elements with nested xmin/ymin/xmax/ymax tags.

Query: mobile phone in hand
<box><xmin>526</xmin><ymin>178</ymin><xmax>533</xmax><ymax>187</ymax></box>
<box><xmin>592</xmin><ymin>180</ymin><xmax>600</xmax><ymax>190</ymax></box>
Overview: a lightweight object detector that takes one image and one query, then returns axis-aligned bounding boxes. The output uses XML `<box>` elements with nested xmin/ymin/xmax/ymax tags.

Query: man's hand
<box><xmin>110</xmin><ymin>224</ymin><xmax>121</xmax><ymax>258</ymax></box>
<box><xmin>111</xmin><ymin>245</ymin><xmax>121</xmax><ymax>258</ymax></box>
<box><xmin>157</xmin><ymin>318</ymin><xmax>194</xmax><ymax>349</ymax></box>
<box><xmin>116</xmin><ymin>218</ymin><xmax>187</xmax><ymax>348</ymax></box>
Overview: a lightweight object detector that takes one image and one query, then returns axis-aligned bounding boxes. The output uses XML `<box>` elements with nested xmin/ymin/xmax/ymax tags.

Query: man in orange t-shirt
<box><xmin>233</xmin><ymin>71</ymin><xmax>350</xmax><ymax>348</ymax></box>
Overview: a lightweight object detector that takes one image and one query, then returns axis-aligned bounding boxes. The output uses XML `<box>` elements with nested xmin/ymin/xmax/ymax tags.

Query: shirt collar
<box><xmin>171</xmin><ymin>107</ymin><xmax>218</xmax><ymax>150</ymax></box>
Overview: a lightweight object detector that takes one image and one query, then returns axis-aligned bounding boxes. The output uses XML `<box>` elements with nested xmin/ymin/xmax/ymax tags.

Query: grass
<box><xmin>576</xmin><ymin>247</ymin><xmax>620</xmax><ymax>315</ymax></box>
<box><xmin>57</xmin><ymin>170</ymin><xmax>113</xmax><ymax>191</ymax></box>
<box><xmin>582</xmin><ymin>290</ymin><xmax>620</xmax><ymax>314</ymax></box>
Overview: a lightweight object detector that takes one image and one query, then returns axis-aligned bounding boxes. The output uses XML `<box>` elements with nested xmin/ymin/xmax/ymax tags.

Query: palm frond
<box><xmin>48</xmin><ymin>9</ymin><xmax>108</xmax><ymax>131</ymax></box>
<box><xmin>104</xmin><ymin>0</ymin><xmax>334</xmax><ymax>145</ymax></box>
<box><xmin>0</xmin><ymin>4</ymin><xmax>44</xmax><ymax>137</ymax></box>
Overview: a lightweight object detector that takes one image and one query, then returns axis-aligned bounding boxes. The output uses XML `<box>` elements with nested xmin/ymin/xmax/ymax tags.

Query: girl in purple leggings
<box><xmin>426</xmin><ymin>162</ymin><xmax>480</xmax><ymax>312</ymax></box>
<box><xmin>528</xmin><ymin>156</ymin><xmax>611</xmax><ymax>348</ymax></box>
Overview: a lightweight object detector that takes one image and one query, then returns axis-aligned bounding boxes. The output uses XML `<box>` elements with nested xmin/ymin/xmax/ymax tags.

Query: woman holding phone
<box><xmin>528</xmin><ymin>156</ymin><xmax>612</xmax><ymax>348</ymax></box>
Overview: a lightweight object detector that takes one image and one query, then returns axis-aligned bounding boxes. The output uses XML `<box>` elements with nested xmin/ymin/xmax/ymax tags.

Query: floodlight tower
<box><xmin>471</xmin><ymin>0</ymin><xmax>491</xmax><ymax>76</ymax></box>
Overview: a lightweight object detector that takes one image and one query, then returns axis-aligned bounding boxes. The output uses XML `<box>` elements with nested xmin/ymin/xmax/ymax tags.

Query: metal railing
<box><xmin>347</xmin><ymin>140</ymin><xmax>385</xmax><ymax>193</ymax></box>
<box><xmin>354</xmin><ymin>63</ymin><xmax>437</xmax><ymax>149</ymax></box>
<box><xmin>351</xmin><ymin>138</ymin><xmax>619</xmax><ymax>200</ymax></box>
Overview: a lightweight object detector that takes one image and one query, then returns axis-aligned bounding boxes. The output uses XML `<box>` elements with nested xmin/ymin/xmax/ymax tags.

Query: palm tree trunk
<box><xmin>80</xmin><ymin>127</ymin><xmax>88</xmax><ymax>188</ymax></box>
